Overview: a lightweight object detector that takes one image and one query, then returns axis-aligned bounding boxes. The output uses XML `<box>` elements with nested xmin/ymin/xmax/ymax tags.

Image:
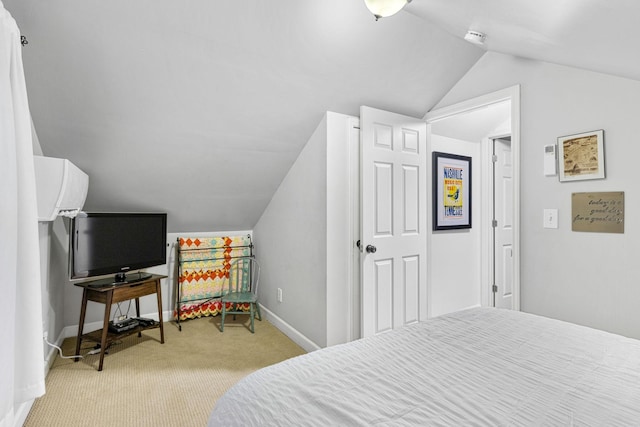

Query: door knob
<box><xmin>365</xmin><ymin>244</ymin><xmax>377</xmax><ymax>254</ymax></box>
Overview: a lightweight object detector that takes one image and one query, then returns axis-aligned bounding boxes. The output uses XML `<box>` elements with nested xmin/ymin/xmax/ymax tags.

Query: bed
<box><xmin>208</xmin><ymin>307</ymin><xmax>640</xmax><ymax>426</ymax></box>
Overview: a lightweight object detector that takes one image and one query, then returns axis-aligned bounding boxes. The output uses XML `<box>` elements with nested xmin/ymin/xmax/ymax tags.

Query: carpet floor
<box><xmin>24</xmin><ymin>316</ymin><xmax>306</xmax><ymax>427</ymax></box>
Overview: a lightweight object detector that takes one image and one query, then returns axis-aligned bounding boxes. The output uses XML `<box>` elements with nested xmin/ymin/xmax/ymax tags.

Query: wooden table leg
<box><xmin>135</xmin><ymin>297</ymin><xmax>142</xmax><ymax>338</ymax></box>
<box><xmin>98</xmin><ymin>289</ymin><xmax>113</xmax><ymax>371</ymax></box>
<box><xmin>156</xmin><ymin>279</ymin><xmax>165</xmax><ymax>344</ymax></box>
<box><xmin>75</xmin><ymin>289</ymin><xmax>89</xmax><ymax>362</ymax></box>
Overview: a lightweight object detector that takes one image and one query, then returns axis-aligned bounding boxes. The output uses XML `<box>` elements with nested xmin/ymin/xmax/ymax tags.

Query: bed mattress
<box><xmin>208</xmin><ymin>307</ymin><xmax>640</xmax><ymax>426</ymax></box>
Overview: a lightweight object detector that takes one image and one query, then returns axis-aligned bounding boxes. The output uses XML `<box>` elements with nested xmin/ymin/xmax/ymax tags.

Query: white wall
<box><xmin>436</xmin><ymin>52</ymin><xmax>640</xmax><ymax>338</ymax></box>
<box><xmin>253</xmin><ymin>112</ymin><xmax>355</xmax><ymax>350</ymax></box>
<box><xmin>429</xmin><ymin>135</ymin><xmax>482</xmax><ymax>316</ymax></box>
<box><xmin>325</xmin><ymin>113</ymin><xmax>357</xmax><ymax>346</ymax></box>
<box><xmin>40</xmin><ymin>218</ymin><xmax>70</xmax><ymax>367</ymax></box>
<box><xmin>253</xmin><ymin>115</ymin><xmax>329</xmax><ymax>348</ymax></box>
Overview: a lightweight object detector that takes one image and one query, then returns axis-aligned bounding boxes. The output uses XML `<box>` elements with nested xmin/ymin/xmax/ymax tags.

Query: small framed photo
<box><xmin>432</xmin><ymin>152</ymin><xmax>471</xmax><ymax>230</ymax></box>
<box><xmin>558</xmin><ymin>129</ymin><xmax>605</xmax><ymax>182</ymax></box>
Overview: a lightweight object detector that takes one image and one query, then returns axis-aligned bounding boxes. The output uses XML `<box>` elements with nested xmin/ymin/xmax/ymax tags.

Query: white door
<box><xmin>493</xmin><ymin>137</ymin><xmax>514</xmax><ymax>309</ymax></box>
<box><xmin>360</xmin><ymin>106</ymin><xmax>427</xmax><ymax>337</ymax></box>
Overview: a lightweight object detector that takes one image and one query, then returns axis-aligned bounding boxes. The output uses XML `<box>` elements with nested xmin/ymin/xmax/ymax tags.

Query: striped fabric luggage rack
<box><xmin>175</xmin><ymin>235</ymin><xmax>253</xmax><ymax>331</ymax></box>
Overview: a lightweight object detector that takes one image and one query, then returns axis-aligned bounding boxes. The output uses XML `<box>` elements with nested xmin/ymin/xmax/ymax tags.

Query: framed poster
<box><xmin>558</xmin><ymin>129</ymin><xmax>605</xmax><ymax>182</ymax></box>
<box><xmin>432</xmin><ymin>152</ymin><xmax>472</xmax><ymax>230</ymax></box>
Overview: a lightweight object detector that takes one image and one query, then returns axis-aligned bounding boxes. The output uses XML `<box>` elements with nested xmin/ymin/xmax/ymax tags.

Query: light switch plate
<box><xmin>543</xmin><ymin>209</ymin><xmax>558</xmax><ymax>229</ymax></box>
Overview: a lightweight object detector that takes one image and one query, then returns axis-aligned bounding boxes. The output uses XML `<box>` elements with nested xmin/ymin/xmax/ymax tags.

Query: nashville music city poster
<box><xmin>433</xmin><ymin>152</ymin><xmax>472</xmax><ymax>230</ymax></box>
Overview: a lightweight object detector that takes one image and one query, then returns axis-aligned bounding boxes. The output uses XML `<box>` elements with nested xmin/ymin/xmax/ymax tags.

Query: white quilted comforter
<box><xmin>208</xmin><ymin>308</ymin><xmax>640</xmax><ymax>426</ymax></box>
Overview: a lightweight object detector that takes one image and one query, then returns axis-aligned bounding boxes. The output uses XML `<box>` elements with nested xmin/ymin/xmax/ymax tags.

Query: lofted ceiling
<box><xmin>4</xmin><ymin>0</ymin><xmax>639</xmax><ymax>232</ymax></box>
<box><xmin>4</xmin><ymin>0</ymin><xmax>482</xmax><ymax>232</ymax></box>
<box><xmin>407</xmin><ymin>0</ymin><xmax>640</xmax><ymax>82</ymax></box>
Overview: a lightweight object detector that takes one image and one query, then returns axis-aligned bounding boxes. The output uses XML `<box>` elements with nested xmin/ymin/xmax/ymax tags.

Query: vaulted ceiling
<box><xmin>5</xmin><ymin>0</ymin><xmax>639</xmax><ymax>232</ymax></box>
<box><xmin>407</xmin><ymin>0</ymin><xmax>640</xmax><ymax>82</ymax></box>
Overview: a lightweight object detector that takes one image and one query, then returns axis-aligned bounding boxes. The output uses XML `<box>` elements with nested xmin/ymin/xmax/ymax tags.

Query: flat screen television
<box><xmin>69</xmin><ymin>212</ymin><xmax>167</xmax><ymax>285</ymax></box>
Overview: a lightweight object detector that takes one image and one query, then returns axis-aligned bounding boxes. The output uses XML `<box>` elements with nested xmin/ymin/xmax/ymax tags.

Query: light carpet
<box><xmin>24</xmin><ymin>316</ymin><xmax>306</xmax><ymax>427</ymax></box>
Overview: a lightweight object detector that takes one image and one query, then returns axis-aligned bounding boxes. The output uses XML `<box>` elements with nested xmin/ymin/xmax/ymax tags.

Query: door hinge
<box><xmin>492</xmin><ymin>219</ymin><xmax>498</xmax><ymax>228</ymax></box>
<box><xmin>492</xmin><ymin>284</ymin><xmax>498</xmax><ymax>293</ymax></box>
<box><xmin>492</xmin><ymin>154</ymin><xmax>498</xmax><ymax>163</ymax></box>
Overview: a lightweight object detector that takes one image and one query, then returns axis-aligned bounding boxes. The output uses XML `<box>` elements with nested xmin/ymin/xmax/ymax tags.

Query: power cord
<box><xmin>43</xmin><ymin>331</ymin><xmax>124</xmax><ymax>359</ymax></box>
<box><xmin>114</xmin><ymin>300</ymin><xmax>133</xmax><ymax>323</ymax></box>
<box><xmin>43</xmin><ymin>333</ymin><xmax>83</xmax><ymax>360</ymax></box>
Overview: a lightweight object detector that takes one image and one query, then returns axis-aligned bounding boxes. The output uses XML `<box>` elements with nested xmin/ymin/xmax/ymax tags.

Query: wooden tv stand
<box><xmin>74</xmin><ymin>274</ymin><xmax>166</xmax><ymax>371</ymax></box>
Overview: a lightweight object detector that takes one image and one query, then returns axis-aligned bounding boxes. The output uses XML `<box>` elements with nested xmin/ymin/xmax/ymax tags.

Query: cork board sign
<box><xmin>571</xmin><ymin>192</ymin><xmax>624</xmax><ymax>233</ymax></box>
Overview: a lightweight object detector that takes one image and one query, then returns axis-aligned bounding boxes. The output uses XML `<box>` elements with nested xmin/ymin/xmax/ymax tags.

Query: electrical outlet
<box><xmin>43</xmin><ymin>331</ymin><xmax>48</xmax><ymax>341</ymax></box>
<box><xmin>277</xmin><ymin>288</ymin><xmax>283</xmax><ymax>303</ymax></box>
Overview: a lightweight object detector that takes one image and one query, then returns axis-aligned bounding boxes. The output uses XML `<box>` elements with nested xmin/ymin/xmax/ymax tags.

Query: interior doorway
<box><xmin>347</xmin><ymin>86</ymin><xmax>521</xmax><ymax>341</ymax></box>
<box><xmin>426</xmin><ymin>86</ymin><xmax>521</xmax><ymax>313</ymax></box>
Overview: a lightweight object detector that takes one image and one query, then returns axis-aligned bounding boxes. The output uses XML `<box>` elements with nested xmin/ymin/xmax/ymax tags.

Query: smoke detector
<box><xmin>464</xmin><ymin>30</ymin><xmax>486</xmax><ymax>45</ymax></box>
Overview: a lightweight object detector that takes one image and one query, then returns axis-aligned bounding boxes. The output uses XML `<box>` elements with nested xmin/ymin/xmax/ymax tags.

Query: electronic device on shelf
<box><xmin>134</xmin><ymin>317</ymin><xmax>157</xmax><ymax>327</ymax></box>
<box><xmin>108</xmin><ymin>318</ymin><xmax>140</xmax><ymax>333</ymax></box>
<box><xmin>69</xmin><ymin>212</ymin><xmax>167</xmax><ymax>286</ymax></box>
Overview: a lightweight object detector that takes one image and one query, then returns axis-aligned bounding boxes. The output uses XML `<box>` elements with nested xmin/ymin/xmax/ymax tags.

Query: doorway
<box><xmin>348</xmin><ymin>86</ymin><xmax>520</xmax><ymax>341</ymax></box>
<box><xmin>425</xmin><ymin>86</ymin><xmax>520</xmax><ymax>314</ymax></box>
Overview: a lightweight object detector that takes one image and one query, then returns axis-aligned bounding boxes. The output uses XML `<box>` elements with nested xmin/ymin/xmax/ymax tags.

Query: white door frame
<box><xmin>425</xmin><ymin>86</ymin><xmax>521</xmax><ymax>313</ymax></box>
<box><xmin>348</xmin><ymin>117</ymin><xmax>361</xmax><ymax>341</ymax></box>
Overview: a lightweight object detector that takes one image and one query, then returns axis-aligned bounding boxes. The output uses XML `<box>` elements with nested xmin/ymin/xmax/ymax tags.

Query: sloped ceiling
<box><xmin>13</xmin><ymin>1</ymin><xmax>636</xmax><ymax>233</ymax></box>
<box><xmin>4</xmin><ymin>0</ymin><xmax>483</xmax><ymax>232</ymax></box>
<box><xmin>407</xmin><ymin>0</ymin><xmax>640</xmax><ymax>82</ymax></box>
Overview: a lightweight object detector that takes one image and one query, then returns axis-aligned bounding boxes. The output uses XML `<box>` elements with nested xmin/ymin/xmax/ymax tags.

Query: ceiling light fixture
<box><xmin>364</xmin><ymin>0</ymin><xmax>412</xmax><ymax>21</ymax></box>
<box><xmin>464</xmin><ymin>30</ymin><xmax>486</xmax><ymax>45</ymax></box>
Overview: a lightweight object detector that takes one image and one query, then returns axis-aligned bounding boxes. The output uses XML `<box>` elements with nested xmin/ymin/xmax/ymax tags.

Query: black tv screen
<box><xmin>70</xmin><ymin>212</ymin><xmax>167</xmax><ymax>283</ymax></box>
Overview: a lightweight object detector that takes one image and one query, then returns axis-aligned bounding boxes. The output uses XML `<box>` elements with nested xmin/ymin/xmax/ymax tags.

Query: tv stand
<box><xmin>74</xmin><ymin>274</ymin><xmax>166</xmax><ymax>371</ymax></box>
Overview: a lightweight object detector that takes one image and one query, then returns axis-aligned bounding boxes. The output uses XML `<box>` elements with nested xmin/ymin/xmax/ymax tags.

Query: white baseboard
<box><xmin>63</xmin><ymin>307</ymin><xmax>319</xmax><ymax>354</ymax></box>
<box><xmin>13</xmin><ymin>399</ymin><xmax>34</xmax><ymax>427</ymax></box>
<box><xmin>44</xmin><ymin>330</ymin><xmax>67</xmax><ymax>376</ymax></box>
<box><xmin>258</xmin><ymin>304</ymin><xmax>320</xmax><ymax>353</ymax></box>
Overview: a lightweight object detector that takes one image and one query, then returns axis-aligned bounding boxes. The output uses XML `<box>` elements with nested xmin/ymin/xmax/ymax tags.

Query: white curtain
<box><xmin>0</xmin><ymin>3</ymin><xmax>45</xmax><ymax>426</ymax></box>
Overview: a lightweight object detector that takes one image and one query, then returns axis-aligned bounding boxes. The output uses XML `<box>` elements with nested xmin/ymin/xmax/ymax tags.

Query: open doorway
<box><xmin>346</xmin><ymin>86</ymin><xmax>520</xmax><ymax>342</ymax></box>
<box><xmin>425</xmin><ymin>86</ymin><xmax>520</xmax><ymax>314</ymax></box>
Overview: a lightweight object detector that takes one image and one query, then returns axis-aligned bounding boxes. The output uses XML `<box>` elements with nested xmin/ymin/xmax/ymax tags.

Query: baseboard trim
<box><xmin>13</xmin><ymin>399</ymin><xmax>34</xmax><ymax>427</ymax></box>
<box><xmin>44</xmin><ymin>330</ymin><xmax>66</xmax><ymax>376</ymax></box>
<box><xmin>64</xmin><ymin>307</ymin><xmax>320</xmax><ymax>353</ymax></box>
<box><xmin>258</xmin><ymin>304</ymin><xmax>320</xmax><ymax>353</ymax></box>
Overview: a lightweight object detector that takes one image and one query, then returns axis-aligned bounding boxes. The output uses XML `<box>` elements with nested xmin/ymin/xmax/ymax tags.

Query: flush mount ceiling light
<box><xmin>464</xmin><ymin>30</ymin><xmax>487</xmax><ymax>45</ymax></box>
<box><xmin>364</xmin><ymin>0</ymin><xmax>412</xmax><ymax>21</ymax></box>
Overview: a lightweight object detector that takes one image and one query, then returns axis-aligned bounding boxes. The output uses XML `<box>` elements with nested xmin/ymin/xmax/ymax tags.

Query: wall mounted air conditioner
<box><xmin>34</xmin><ymin>156</ymin><xmax>89</xmax><ymax>221</ymax></box>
